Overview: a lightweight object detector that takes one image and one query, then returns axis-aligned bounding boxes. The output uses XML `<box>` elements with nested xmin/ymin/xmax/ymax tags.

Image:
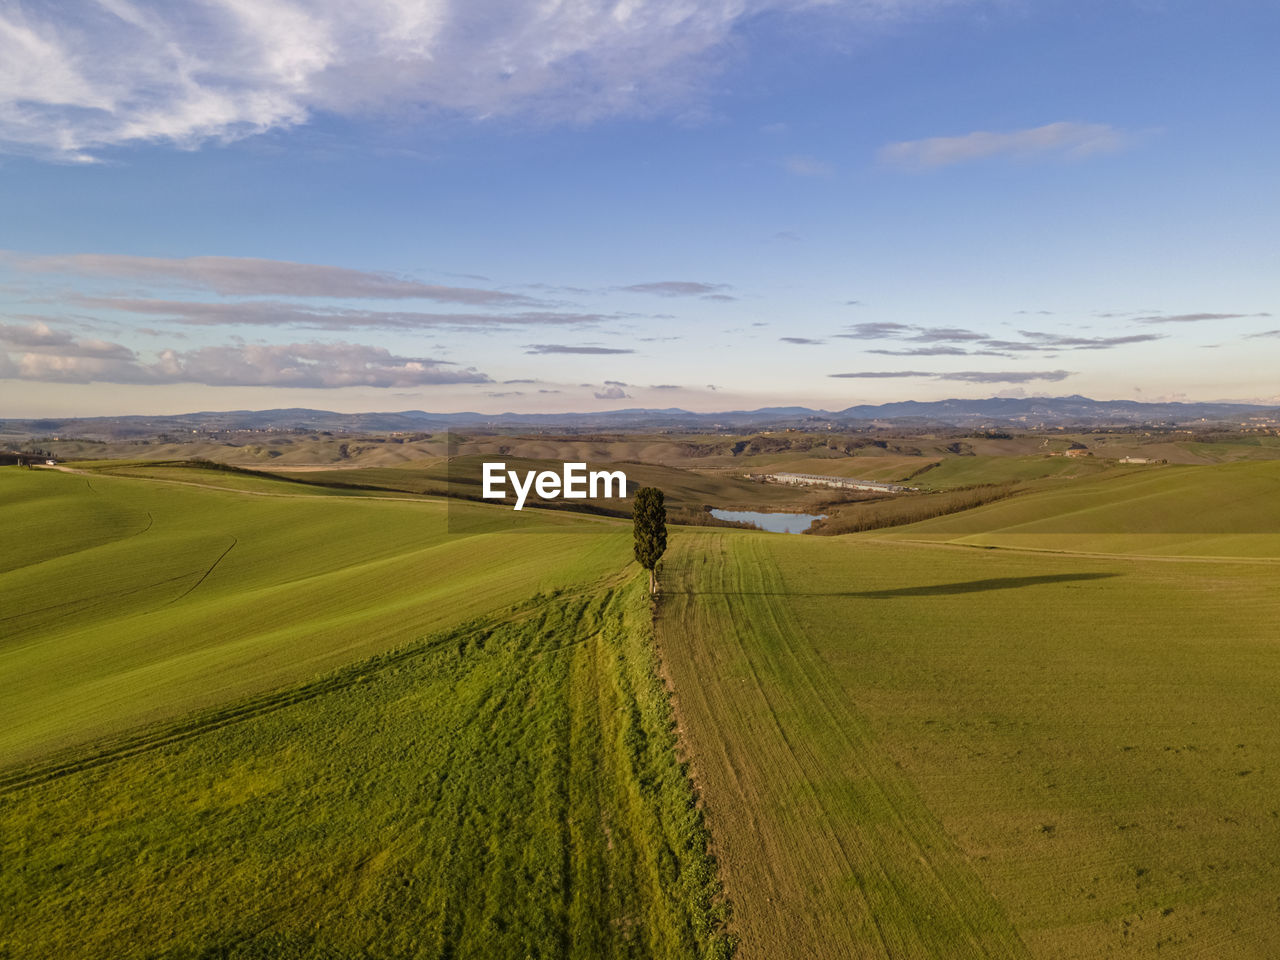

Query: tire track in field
<box><xmin>711</xmin><ymin>536</ymin><xmax>903</xmax><ymax>959</ymax></box>
<box><xmin>657</xmin><ymin>541</ymin><xmax>863</xmax><ymax>958</ymax></box>
<box><xmin>743</xmin><ymin>534</ymin><xmax>1030</xmax><ymax>958</ymax></box>
<box><xmin>0</xmin><ymin>571</ymin><xmax>198</xmax><ymax>629</ymax></box>
<box><xmin>165</xmin><ymin>536</ymin><xmax>237</xmax><ymax>604</ymax></box>
<box><xmin>0</xmin><ymin>622</ymin><xmax>489</xmax><ymax>797</ymax></box>
<box><xmin>657</xmin><ymin>531</ymin><xmax>1030</xmax><ymax>960</ymax></box>
<box><xmin>0</xmin><ymin>585</ymin><xmax>610</xmax><ymax>796</ymax></box>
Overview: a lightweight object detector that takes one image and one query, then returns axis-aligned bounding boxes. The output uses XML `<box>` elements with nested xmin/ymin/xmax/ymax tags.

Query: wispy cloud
<box><xmin>2</xmin><ymin>0</ymin><xmax>945</xmax><ymax>160</ymax></box>
<box><xmin>828</xmin><ymin>370</ymin><xmax>930</xmax><ymax>378</ymax></box>
<box><xmin>71</xmin><ymin>297</ymin><xmax>611</xmax><ymax>331</ymax></box>
<box><xmin>0</xmin><ymin>338</ymin><xmax>488</xmax><ymax>387</ymax></box>
<box><xmin>905</xmin><ymin>326</ymin><xmax>989</xmax><ymax>342</ymax></box>
<box><xmin>868</xmin><ymin>346</ymin><xmax>992</xmax><ymax>357</ymax></box>
<box><xmin>620</xmin><ymin>281</ymin><xmax>732</xmax><ymax>298</ymax></box>
<box><xmin>836</xmin><ymin>322</ymin><xmax>986</xmax><ymax>343</ymax></box>
<box><xmin>835</xmin><ymin>320</ymin><xmax>1165</xmax><ymax>354</ymax></box>
<box><xmin>0</xmin><ymin>321</ymin><xmax>136</xmax><ymax>359</ymax></box>
<box><xmin>1137</xmin><ymin>312</ymin><xmax>1271</xmax><ymax>324</ymax></box>
<box><xmin>524</xmin><ymin>344</ymin><xmax>635</xmax><ymax>355</ymax></box>
<box><xmin>942</xmin><ymin>369</ymin><xmax>1073</xmax><ymax>384</ymax></box>
<box><xmin>8</xmin><ymin>252</ymin><xmax>536</xmax><ymax>304</ymax></box>
<box><xmin>835</xmin><ymin>322</ymin><xmax>914</xmax><ymax>339</ymax></box>
<box><xmin>161</xmin><ymin>343</ymin><xmax>488</xmax><ymax>388</ymax></box>
<box><xmin>1030</xmin><ymin>331</ymin><xmax>1163</xmax><ymax>349</ymax></box>
<box><xmin>983</xmin><ymin>331</ymin><xmax>1166</xmax><ymax>351</ymax></box>
<box><xmin>780</xmin><ymin>336</ymin><xmax>824</xmax><ymax>345</ymax></box>
<box><xmin>880</xmin><ymin>121</ymin><xmax>1128</xmax><ymax>170</ymax></box>
<box><xmin>1245</xmin><ymin>329</ymin><xmax>1280</xmax><ymax>339</ymax></box>
<box><xmin>830</xmin><ymin>369</ymin><xmax>1073</xmax><ymax>383</ymax></box>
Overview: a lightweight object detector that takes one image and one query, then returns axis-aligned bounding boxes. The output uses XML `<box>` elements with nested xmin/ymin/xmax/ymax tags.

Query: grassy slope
<box><xmin>908</xmin><ymin>455</ymin><xmax>1111</xmax><ymax>490</ymax></box>
<box><xmin>74</xmin><ymin>460</ymin><xmax>401</xmax><ymax>496</ymax></box>
<box><xmin>0</xmin><ymin>582</ymin><xmax>732</xmax><ymax>960</ymax></box>
<box><xmin>36</xmin><ymin>436</ymin><xmax>452</xmax><ymax>468</ymax></box>
<box><xmin>0</xmin><ymin>467</ymin><xmax>630</xmax><ymax>764</ymax></box>
<box><xmin>883</xmin><ymin>459</ymin><xmax>1280</xmax><ymax>556</ymax></box>
<box><xmin>656</xmin><ymin>529</ymin><xmax>1280</xmax><ymax>958</ymax></box>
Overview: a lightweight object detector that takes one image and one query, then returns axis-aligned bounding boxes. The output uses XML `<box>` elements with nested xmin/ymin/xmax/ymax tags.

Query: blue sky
<box><xmin>1</xmin><ymin>0</ymin><xmax>1276</xmax><ymax>416</ymax></box>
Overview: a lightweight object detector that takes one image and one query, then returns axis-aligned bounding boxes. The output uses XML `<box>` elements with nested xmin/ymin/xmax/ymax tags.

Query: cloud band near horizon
<box><xmin>829</xmin><ymin>369</ymin><xmax>1073</xmax><ymax>383</ymax></box>
<box><xmin>0</xmin><ymin>334</ymin><xmax>487</xmax><ymax>388</ymax></box>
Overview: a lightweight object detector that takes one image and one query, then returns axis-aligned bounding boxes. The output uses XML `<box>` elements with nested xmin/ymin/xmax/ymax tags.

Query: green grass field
<box><xmin>655</xmin><ymin>526</ymin><xmax>1280</xmax><ymax>958</ymax></box>
<box><xmin>1</xmin><ymin>582</ymin><xmax>731</xmax><ymax>959</ymax></box>
<box><xmin>7</xmin><ymin>452</ymin><xmax>1280</xmax><ymax>958</ymax></box>
<box><xmin>885</xmin><ymin>459</ymin><xmax>1280</xmax><ymax>557</ymax></box>
<box><xmin>0</xmin><ymin>467</ymin><xmax>630</xmax><ymax>763</ymax></box>
<box><xmin>906</xmin><ymin>454</ymin><xmax>1112</xmax><ymax>490</ymax></box>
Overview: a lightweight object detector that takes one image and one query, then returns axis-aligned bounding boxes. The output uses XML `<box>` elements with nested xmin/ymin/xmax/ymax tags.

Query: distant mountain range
<box><xmin>4</xmin><ymin>396</ymin><xmax>1277</xmax><ymax>440</ymax></box>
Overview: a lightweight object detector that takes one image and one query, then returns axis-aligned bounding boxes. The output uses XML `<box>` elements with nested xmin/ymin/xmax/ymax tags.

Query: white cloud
<box><xmin>1</xmin><ymin>0</ymin><xmax>972</xmax><ymax>159</ymax></box>
<box><xmin>8</xmin><ymin>252</ymin><xmax>535</xmax><ymax>304</ymax></box>
<box><xmin>830</xmin><ymin>369</ymin><xmax>1074</xmax><ymax>383</ymax></box>
<box><xmin>619</xmin><ymin>280</ymin><xmax>731</xmax><ymax>297</ymax></box>
<box><xmin>154</xmin><ymin>342</ymin><xmax>487</xmax><ymax>387</ymax></box>
<box><xmin>70</xmin><ymin>296</ymin><xmax>614</xmax><ymax>330</ymax></box>
<box><xmin>1137</xmin><ymin>312</ymin><xmax>1271</xmax><ymax>324</ymax></box>
<box><xmin>524</xmin><ymin>343</ymin><xmax>635</xmax><ymax>355</ymax></box>
<box><xmin>880</xmin><ymin>121</ymin><xmax>1128</xmax><ymax>169</ymax></box>
<box><xmin>0</xmin><ymin>338</ymin><xmax>488</xmax><ymax>387</ymax></box>
<box><xmin>0</xmin><ymin>321</ymin><xmax>138</xmax><ymax>359</ymax></box>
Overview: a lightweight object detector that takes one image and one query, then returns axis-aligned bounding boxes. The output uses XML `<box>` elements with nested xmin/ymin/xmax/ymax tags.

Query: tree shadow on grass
<box><xmin>679</xmin><ymin>572</ymin><xmax>1120</xmax><ymax>598</ymax></box>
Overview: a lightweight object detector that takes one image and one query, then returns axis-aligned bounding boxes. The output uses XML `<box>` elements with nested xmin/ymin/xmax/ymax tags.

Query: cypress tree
<box><xmin>632</xmin><ymin>486</ymin><xmax>667</xmax><ymax>594</ymax></box>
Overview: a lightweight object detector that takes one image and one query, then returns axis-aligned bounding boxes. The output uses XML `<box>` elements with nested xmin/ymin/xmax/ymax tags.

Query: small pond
<box><xmin>709</xmin><ymin>509</ymin><xmax>827</xmax><ymax>534</ymax></box>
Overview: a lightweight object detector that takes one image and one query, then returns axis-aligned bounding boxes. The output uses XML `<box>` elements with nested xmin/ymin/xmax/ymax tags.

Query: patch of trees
<box><xmin>667</xmin><ymin>506</ymin><xmax>758</xmax><ymax>529</ymax></box>
<box><xmin>677</xmin><ymin>442</ymin><xmax>726</xmax><ymax>457</ymax></box>
<box><xmin>807</xmin><ymin>483</ymin><xmax>1019</xmax><ymax>535</ymax></box>
<box><xmin>903</xmin><ymin>461</ymin><xmax>941</xmax><ymax>480</ymax></box>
